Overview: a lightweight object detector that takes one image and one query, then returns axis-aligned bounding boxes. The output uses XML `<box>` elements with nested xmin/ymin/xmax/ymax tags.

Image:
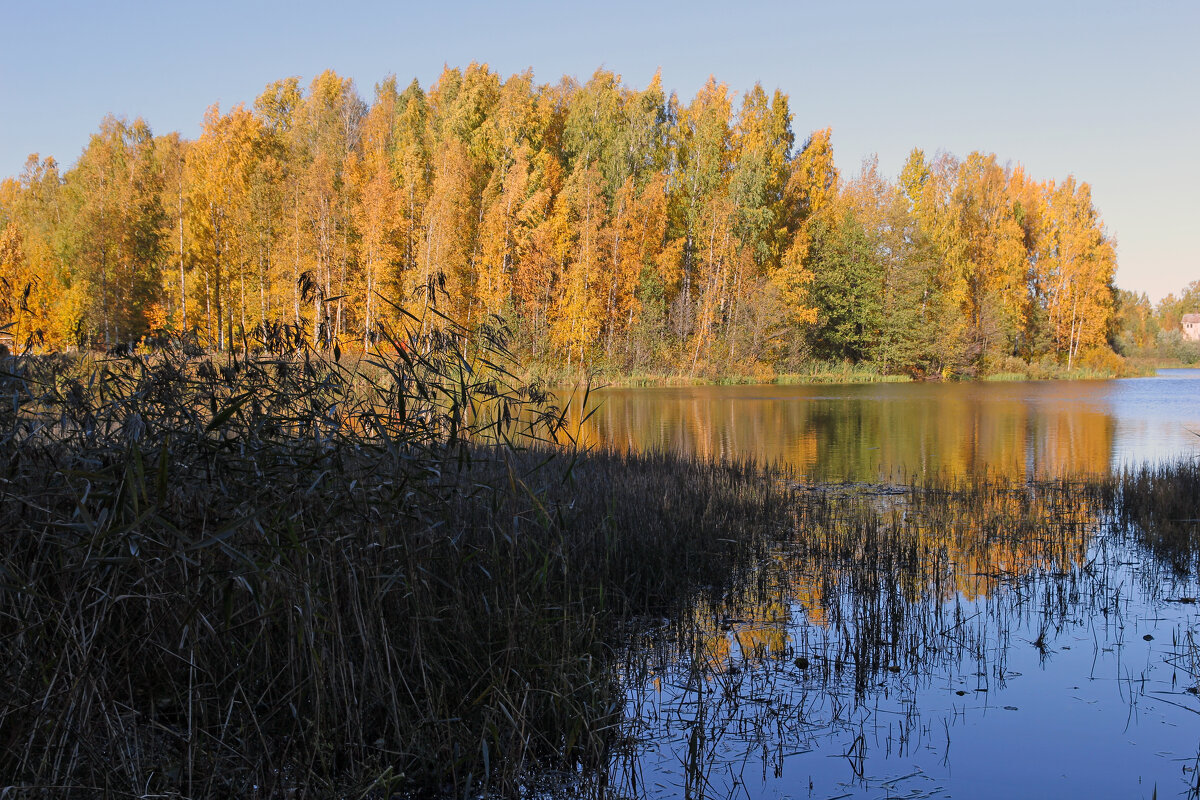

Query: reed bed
<box><xmin>1111</xmin><ymin>458</ymin><xmax>1200</xmax><ymax>574</ymax></box>
<box><xmin>0</xmin><ymin>321</ymin><xmax>798</xmax><ymax>798</ymax></box>
<box><xmin>0</xmin><ymin>316</ymin><xmax>1195</xmax><ymax>799</ymax></box>
<box><xmin>621</xmin><ymin>473</ymin><xmax>1111</xmax><ymax>691</ymax></box>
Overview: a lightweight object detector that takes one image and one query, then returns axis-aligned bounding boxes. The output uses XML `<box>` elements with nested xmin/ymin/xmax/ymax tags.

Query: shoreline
<box><xmin>526</xmin><ymin>362</ymin><xmax>1163</xmax><ymax>390</ymax></box>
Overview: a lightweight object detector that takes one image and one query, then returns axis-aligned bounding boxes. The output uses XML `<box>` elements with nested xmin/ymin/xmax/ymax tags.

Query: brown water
<box><xmin>570</xmin><ymin>370</ymin><xmax>1200</xmax><ymax>480</ymax></box>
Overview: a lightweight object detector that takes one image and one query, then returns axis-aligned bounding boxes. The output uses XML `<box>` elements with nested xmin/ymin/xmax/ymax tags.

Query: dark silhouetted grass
<box><xmin>0</xmin><ymin>315</ymin><xmax>1194</xmax><ymax>798</ymax></box>
<box><xmin>1111</xmin><ymin>458</ymin><xmax>1200</xmax><ymax>574</ymax></box>
<box><xmin>0</xmin><ymin>318</ymin><xmax>798</xmax><ymax>798</ymax></box>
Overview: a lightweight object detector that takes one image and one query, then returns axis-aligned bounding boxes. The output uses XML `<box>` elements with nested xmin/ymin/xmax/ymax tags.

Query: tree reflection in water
<box><xmin>564</xmin><ymin>381</ymin><xmax>1131</xmax><ymax>481</ymax></box>
<box><xmin>607</xmin><ymin>476</ymin><xmax>1200</xmax><ymax>799</ymax></box>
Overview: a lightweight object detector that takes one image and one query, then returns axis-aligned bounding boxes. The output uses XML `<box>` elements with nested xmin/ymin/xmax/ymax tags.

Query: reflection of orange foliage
<box><xmin>690</xmin><ymin>597</ymin><xmax>792</xmax><ymax>673</ymax></box>
<box><xmin>791</xmin><ymin>574</ymin><xmax>828</xmax><ymax>627</ymax></box>
<box><xmin>565</xmin><ymin>384</ymin><xmax>1115</xmax><ymax>482</ymax></box>
<box><xmin>793</xmin><ymin>430</ymin><xmax>818</xmax><ymax>472</ymax></box>
<box><xmin>734</xmin><ymin>624</ymin><xmax>788</xmax><ymax>661</ymax></box>
<box><xmin>683</xmin><ymin>479</ymin><xmax>1100</xmax><ymax>670</ymax></box>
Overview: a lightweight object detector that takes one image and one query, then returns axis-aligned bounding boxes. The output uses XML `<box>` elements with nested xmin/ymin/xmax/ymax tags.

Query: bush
<box><xmin>1156</xmin><ymin>329</ymin><xmax>1200</xmax><ymax>365</ymax></box>
<box><xmin>986</xmin><ymin>355</ymin><xmax>1031</xmax><ymax>379</ymax></box>
<box><xmin>1077</xmin><ymin>346</ymin><xmax>1127</xmax><ymax>376</ymax></box>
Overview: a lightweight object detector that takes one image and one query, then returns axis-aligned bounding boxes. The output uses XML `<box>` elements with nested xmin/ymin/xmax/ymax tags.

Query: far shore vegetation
<box><xmin>526</xmin><ymin>350</ymin><xmax>1159</xmax><ymax>388</ymax></box>
<box><xmin>0</xmin><ymin>315</ymin><xmax>1196</xmax><ymax>797</ymax></box>
<box><xmin>2</xmin><ymin>65</ymin><xmax>1196</xmax><ymax>384</ymax></box>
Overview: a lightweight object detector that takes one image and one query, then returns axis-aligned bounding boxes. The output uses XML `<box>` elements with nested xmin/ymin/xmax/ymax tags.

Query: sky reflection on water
<box><xmin>587</xmin><ymin>373</ymin><xmax>1200</xmax><ymax>799</ymax></box>
<box><xmin>610</xmin><ymin>484</ymin><xmax>1200</xmax><ymax>800</ymax></box>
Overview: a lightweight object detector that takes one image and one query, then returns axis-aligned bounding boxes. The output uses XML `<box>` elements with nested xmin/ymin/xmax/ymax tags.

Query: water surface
<box><xmin>574</xmin><ymin>370</ymin><xmax>1200</xmax><ymax>480</ymax></box>
<box><xmin>607</xmin><ymin>482</ymin><xmax>1200</xmax><ymax>800</ymax></box>
<box><xmin>584</xmin><ymin>372</ymin><xmax>1200</xmax><ymax>799</ymax></box>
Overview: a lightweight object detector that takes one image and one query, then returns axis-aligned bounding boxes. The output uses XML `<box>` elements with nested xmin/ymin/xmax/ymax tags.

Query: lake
<box><xmin>581</xmin><ymin>371</ymin><xmax>1200</xmax><ymax>799</ymax></box>
<box><xmin>570</xmin><ymin>369</ymin><xmax>1200</xmax><ymax>481</ymax></box>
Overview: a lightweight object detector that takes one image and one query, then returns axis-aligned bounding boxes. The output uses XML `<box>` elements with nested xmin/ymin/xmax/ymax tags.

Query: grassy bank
<box><xmin>520</xmin><ymin>354</ymin><xmax>1151</xmax><ymax>389</ymax></box>
<box><xmin>980</xmin><ymin>362</ymin><xmax>1157</xmax><ymax>381</ymax></box>
<box><xmin>521</xmin><ymin>361</ymin><xmax>912</xmax><ymax>388</ymax></box>
<box><xmin>1123</xmin><ymin>354</ymin><xmax>1198</xmax><ymax>372</ymax></box>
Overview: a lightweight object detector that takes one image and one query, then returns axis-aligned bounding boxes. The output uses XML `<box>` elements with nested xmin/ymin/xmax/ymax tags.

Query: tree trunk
<box><xmin>178</xmin><ymin>186</ymin><xmax>187</xmax><ymax>326</ymax></box>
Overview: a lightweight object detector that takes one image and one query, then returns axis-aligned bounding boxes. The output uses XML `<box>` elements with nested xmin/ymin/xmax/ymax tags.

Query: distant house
<box><xmin>1184</xmin><ymin>313</ymin><xmax>1200</xmax><ymax>342</ymax></box>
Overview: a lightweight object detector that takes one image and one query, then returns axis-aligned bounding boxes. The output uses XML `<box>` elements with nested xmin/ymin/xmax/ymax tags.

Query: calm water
<box><xmin>573</xmin><ymin>369</ymin><xmax>1200</xmax><ymax>481</ymax></box>
<box><xmin>589</xmin><ymin>372</ymin><xmax>1200</xmax><ymax>799</ymax></box>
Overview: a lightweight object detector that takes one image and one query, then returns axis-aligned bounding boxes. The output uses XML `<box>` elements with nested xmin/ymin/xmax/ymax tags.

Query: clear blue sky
<box><xmin>2</xmin><ymin>0</ymin><xmax>1196</xmax><ymax>300</ymax></box>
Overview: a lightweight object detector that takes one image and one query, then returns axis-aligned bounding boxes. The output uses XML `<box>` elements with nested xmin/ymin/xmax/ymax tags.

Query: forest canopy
<box><xmin>0</xmin><ymin>65</ymin><xmax>1147</xmax><ymax>377</ymax></box>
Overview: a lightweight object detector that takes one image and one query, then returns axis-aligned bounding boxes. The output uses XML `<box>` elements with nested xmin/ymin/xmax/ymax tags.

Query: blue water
<box><xmin>615</xmin><ymin>525</ymin><xmax>1200</xmax><ymax>799</ymax></box>
<box><xmin>601</xmin><ymin>371</ymin><xmax>1200</xmax><ymax>799</ymax></box>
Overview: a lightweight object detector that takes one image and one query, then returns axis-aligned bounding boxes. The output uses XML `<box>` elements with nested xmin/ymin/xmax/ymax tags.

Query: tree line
<box><xmin>1114</xmin><ymin>280</ymin><xmax>1200</xmax><ymax>364</ymax></box>
<box><xmin>0</xmin><ymin>65</ymin><xmax>1124</xmax><ymax>377</ymax></box>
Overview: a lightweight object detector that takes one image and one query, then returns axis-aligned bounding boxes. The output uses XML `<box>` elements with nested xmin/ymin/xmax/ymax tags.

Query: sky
<box><xmin>1</xmin><ymin>0</ymin><xmax>1196</xmax><ymax>301</ymax></box>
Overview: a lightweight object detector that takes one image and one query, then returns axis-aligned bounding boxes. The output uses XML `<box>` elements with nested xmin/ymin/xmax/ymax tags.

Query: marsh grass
<box><xmin>1</xmin><ymin>311</ymin><xmax>1196</xmax><ymax>798</ymax></box>
<box><xmin>0</xmin><ymin>316</ymin><xmax>801</xmax><ymax>798</ymax></box>
<box><xmin>1112</xmin><ymin>458</ymin><xmax>1200</xmax><ymax>574</ymax></box>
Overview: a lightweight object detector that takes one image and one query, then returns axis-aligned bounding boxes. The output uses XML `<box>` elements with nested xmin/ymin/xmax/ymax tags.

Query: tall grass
<box><xmin>0</xmin><ymin>317</ymin><xmax>799</xmax><ymax>798</ymax></box>
<box><xmin>1</xmin><ymin>312</ymin><xmax>1195</xmax><ymax>798</ymax></box>
<box><xmin>1111</xmin><ymin>458</ymin><xmax>1200</xmax><ymax>574</ymax></box>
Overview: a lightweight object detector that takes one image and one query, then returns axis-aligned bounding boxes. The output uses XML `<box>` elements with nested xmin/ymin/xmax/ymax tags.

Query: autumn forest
<box><xmin>0</xmin><ymin>66</ymin><xmax>1129</xmax><ymax>377</ymax></box>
